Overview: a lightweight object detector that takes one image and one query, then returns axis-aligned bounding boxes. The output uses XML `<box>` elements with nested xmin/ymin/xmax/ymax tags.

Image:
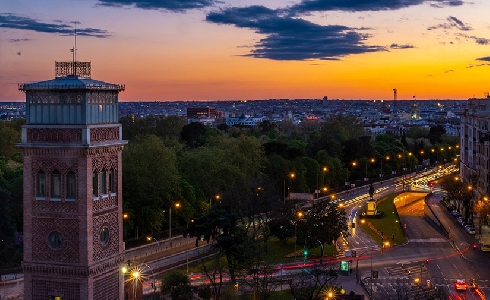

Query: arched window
<box><xmin>109</xmin><ymin>169</ymin><xmax>115</xmax><ymax>194</ymax></box>
<box><xmin>100</xmin><ymin>170</ymin><xmax>107</xmax><ymax>195</ymax></box>
<box><xmin>36</xmin><ymin>170</ymin><xmax>46</xmax><ymax>198</ymax></box>
<box><xmin>66</xmin><ymin>171</ymin><xmax>76</xmax><ymax>200</ymax></box>
<box><xmin>92</xmin><ymin>172</ymin><xmax>99</xmax><ymax>198</ymax></box>
<box><xmin>51</xmin><ymin>170</ymin><xmax>61</xmax><ymax>199</ymax></box>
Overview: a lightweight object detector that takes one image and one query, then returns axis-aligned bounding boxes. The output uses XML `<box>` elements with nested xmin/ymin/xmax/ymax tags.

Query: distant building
<box><xmin>460</xmin><ymin>97</ymin><xmax>490</xmax><ymax>197</ymax></box>
<box><xmin>186</xmin><ymin>107</ymin><xmax>218</xmax><ymax>125</ymax></box>
<box><xmin>226</xmin><ymin>114</ymin><xmax>267</xmax><ymax>127</ymax></box>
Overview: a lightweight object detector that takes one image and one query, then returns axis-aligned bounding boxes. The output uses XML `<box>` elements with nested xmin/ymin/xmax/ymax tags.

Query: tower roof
<box><xmin>19</xmin><ymin>75</ymin><xmax>125</xmax><ymax>92</ymax></box>
<box><xmin>19</xmin><ymin>61</ymin><xmax>124</xmax><ymax>92</ymax></box>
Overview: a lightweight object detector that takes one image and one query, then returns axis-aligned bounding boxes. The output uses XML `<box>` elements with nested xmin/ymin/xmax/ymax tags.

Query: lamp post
<box><xmin>284</xmin><ymin>172</ymin><xmax>295</xmax><ymax>203</ymax></box>
<box><xmin>365</xmin><ymin>158</ymin><xmax>375</xmax><ymax>181</ymax></box>
<box><xmin>316</xmin><ymin>166</ymin><xmax>328</xmax><ymax>200</ymax></box>
<box><xmin>169</xmin><ymin>202</ymin><xmax>180</xmax><ymax>248</ymax></box>
<box><xmin>355</xmin><ymin>247</ymin><xmax>374</xmax><ymax>292</ymax></box>
<box><xmin>209</xmin><ymin>194</ymin><xmax>220</xmax><ymax>210</ymax></box>
<box><xmin>146</xmin><ymin>236</ymin><xmax>159</xmax><ymax>246</ymax></box>
<box><xmin>294</xmin><ymin>211</ymin><xmax>304</xmax><ymax>260</ymax></box>
<box><xmin>348</xmin><ymin>161</ymin><xmax>357</xmax><ymax>186</ymax></box>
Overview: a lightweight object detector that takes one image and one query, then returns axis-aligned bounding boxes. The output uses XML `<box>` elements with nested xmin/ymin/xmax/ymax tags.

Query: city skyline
<box><xmin>2</xmin><ymin>0</ymin><xmax>490</xmax><ymax>102</ymax></box>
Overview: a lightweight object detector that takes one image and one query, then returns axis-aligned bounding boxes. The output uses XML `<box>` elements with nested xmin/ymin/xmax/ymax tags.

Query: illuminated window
<box><xmin>36</xmin><ymin>171</ymin><xmax>46</xmax><ymax>198</ymax></box>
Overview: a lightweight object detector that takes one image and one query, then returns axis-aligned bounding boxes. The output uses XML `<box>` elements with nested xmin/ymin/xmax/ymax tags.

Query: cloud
<box><xmin>477</xmin><ymin>56</ymin><xmax>490</xmax><ymax>62</ymax></box>
<box><xmin>96</xmin><ymin>0</ymin><xmax>215</xmax><ymax>12</ymax></box>
<box><xmin>430</xmin><ymin>0</ymin><xmax>463</xmax><ymax>8</ymax></box>
<box><xmin>0</xmin><ymin>14</ymin><xmax>110</xmax><ymax>38</ymax></box>
<box><xmin>290</xmin><ymin>0</ymin><xmax>463</xmax><ymax>13</ymax></box>
<box><xmin>427</xmin><ymin>16</ymin><xmax>472</xmax><ymax>31</ymax></box>
<box><xmin>390</xmin><ymin>43</ymin><xmax>415</xmax><ymax>49</ymax></box>
<box><xmin>455</xmin><ymin>33</ymin><xmax>490</xmax><ymax>45</ymax></box>
<box><xmin>467</xmin><ymin>63</ymin><xmax>490</xmax><ymax>68</ymax></box>
<box><xmin>206</xmin><ymin>6</ymin><xmax>386</xmax><ymax>61</ymax></box>
<box><xmin>8</xmin><ymin>38</ymin><xmax>31</xmax><ymax>43</ymax></box>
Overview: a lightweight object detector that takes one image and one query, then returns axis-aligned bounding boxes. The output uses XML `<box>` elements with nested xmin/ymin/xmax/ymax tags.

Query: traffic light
<box><xmin>372</xmin><ymin>271</ymin><xmax>378</xmax><ymax>279</ymax></box>
<box><xmin>425</xmin><ymin>259</ymin><xmax>429</xmax><ymax>264</ymax></box>
<box><xmin>351</xmin><ymin>250</ymin><xmax>356</xmax><ymax>258</ymax></box>
<box><xmin>303</xmin><ymin>248</ymin><xmax>309</xmax><ymax>257</ymax></box>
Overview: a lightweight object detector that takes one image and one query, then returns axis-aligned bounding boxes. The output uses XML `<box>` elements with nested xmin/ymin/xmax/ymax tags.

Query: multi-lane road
<box><xmin>341</xmin><ymin>165</ymin><xmax>490</xmax><ymax>299</ymax></box>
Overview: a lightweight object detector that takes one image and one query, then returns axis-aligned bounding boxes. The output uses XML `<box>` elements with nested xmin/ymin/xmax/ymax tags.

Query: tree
<box><xmin>288</xmin><ymin>264</ymin><xmax>339</xmax><ymax>300</ymax></box>
<box><xmin>180</xmin><ymin>122</ymin><xmax>208</xmax><ymax>148</ymax></box>
<box><xmin>161</xmin><ymin>270</ymin><xmax>193</xmax><ymax>300</ymax></box>
<box><xmin>122</xmin><ymin>134</ymin><xmax>182</xmax><ymax>235</ymax></box>
<box><xmin>184</xmin><ymin>208</ymin><xmax>252</xmax><ymax>286</ymax></box>
<box><xmin>428</xmin><ymin>125</ymin><xmax>446</xmax><ymax>144</ymax></box>
<box><xmin>297</xmin><ymin>200</ymin><xmax>348</xmax><ymax>262</ymax></box>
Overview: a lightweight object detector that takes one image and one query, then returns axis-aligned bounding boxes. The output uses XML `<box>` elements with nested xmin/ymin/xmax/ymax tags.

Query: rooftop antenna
<box><xmin>70</xmin><ymin>22</ymin><xmax>77</xmax><ymax>76</ymax></box>
<box><xmin>393</xmin><ymin>88</ymin><xmax>397</xmax><ymax>112</ymax></box>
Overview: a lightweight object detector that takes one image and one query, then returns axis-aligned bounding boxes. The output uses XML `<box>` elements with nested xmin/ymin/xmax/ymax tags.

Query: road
<box><xmin>343</xmin><ymin>176</ymin><xmax>490</xmax><ymax>299</ymax></box>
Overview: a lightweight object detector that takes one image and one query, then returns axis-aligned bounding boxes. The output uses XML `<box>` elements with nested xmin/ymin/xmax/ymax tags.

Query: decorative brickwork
<box><xmin>23</xmin><ymin>263</ymin><xmax>89</xmax><ymax>276</ymax></box>
<box><xmin>32</xmin><ymin>218</ymin><xmax>80</xmax><ymax>263</ymax></box>
<box><xmin>93</xmin><ymin>194</ymin><xmax>117</xmax><ymax>212</ymax></box>
<box><xmin>34</xmin><ymin>200</ymin><xmax>78</xmax><ymax>213</ymax></box>
<box><xmin>27</xmin><ymin>128</ymin><xmax>82</xmax><ymax>143</ymax></box>
<box><xmin>90</xmin><ymin>126</ymin><xmax>119</xmax><ymax>143</ymax></box>
<box><xmin>32</xmin><ymin>279</ymin><xmax>81</xmax><ymax>300</ymax></box>
<box><xmin>93</xmin><ymin>212</ymin><xmax>119</xmax><ymax>261</ymax></box>
<box><xmin>91</xmin><ymin>153</ymin><xmax>118</xmax><ymax>173</ymax></box>
<box><xmin>94</xmin><ymin>271</ymin><xmax>120</xmax><ymax>300</ymax></box>
<box><xmin>32</xmin><ymin>157</ymin><xmax>78</xmax><ymax>201</ymax></box>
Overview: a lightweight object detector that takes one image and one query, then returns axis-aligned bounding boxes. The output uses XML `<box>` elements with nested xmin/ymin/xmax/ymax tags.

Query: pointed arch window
<box><xmin>109</xmin><ymin>169</ymin><xmax>115</xmax><ymax>194</ymax></box>
<box><xmin>66</xmin><ymin>171</ymin><xmax>76</xmax><ymax>201</ymax></box>
<box><xmin>36</xmin><ymin>170</ymin><xmax>46</xmax><ymax>198</ymax></box>
<box><xmin>51</xmin><ymin>170</ymin><xmax>61</xmax><ymax>200</ymax></box>
<box><xmin>92</xmin><ymin>172</ymin><xmax>99</xmax><ymax>199</ymax></box>
<box><xmin>100</xmin><ymin>170</ymin><xmax>107</xmax><ymax>196</ymax></box>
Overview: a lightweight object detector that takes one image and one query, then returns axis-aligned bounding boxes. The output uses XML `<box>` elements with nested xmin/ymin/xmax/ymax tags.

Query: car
<box><xmin>466</xmin><ymin>227</ymin><xmax>476</xmax><ymax>235</ymax></box>
<box><xmin>455</xmin><ymin>279</ymin><xmax>468</xmax><ymax>291</ymax></box>
<box><xmin>452</xmin><ymin>210</ymin><xmax>462</xmax><ymax>217</ymax></box>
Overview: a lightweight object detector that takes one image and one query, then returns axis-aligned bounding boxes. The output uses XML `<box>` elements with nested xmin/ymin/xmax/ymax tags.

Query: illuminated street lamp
<box><xmin>294</xmin><ymin>211</ymin><xmax>304</xmax><ymax>259</ymax></box>
<box><xmin>169</xmin><ymin>202</ymin><xmax>181</xmax><ymax>248</ymax></box>
<box><xmin>315</xmin><ymin>166</ymin><xmax>328</xmax><ymax>199</ymax></box>
<box><xmin>209</xmin><ymin>194</ymin><xmax>221</xmax><ymax>210</ymax></box>
<box><xmin>284</xmin><ymin>172</ymin><xmax>296</xmax><ymax>203</ymax></box>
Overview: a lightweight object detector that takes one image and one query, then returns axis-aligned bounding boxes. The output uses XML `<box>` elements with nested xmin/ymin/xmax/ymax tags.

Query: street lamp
<box><xmin>169</xmin><ymin>202</ymin><xmax>181</xmax><ymax>248</ymax></box>
<box><xmin>365</xmin><ymin>158</ymin><xmax>375</xmax><ymax>181</ymax></box>
<box><xmin>209</xmin><ymin>194</ymin><xmax>220</xmax><ymax>210</ymax></box>
<box><xmin>283</xmin><ymin>172</ymin><xmax>295</xmax><ymax>203</ymax></box>
<box><xmin>315</xmin><ymin>166</ymin><xmax>328</xmax><ymax>200</ymax></box>
<box><xmin>294</xmin><ymin>211</ymin><xmax>304</xmax><ymax>260</ymax></box>
<box><xmin>146</xmin><ymin>236</ymin><xmax>159</xmax><ymax>246</ymax></box>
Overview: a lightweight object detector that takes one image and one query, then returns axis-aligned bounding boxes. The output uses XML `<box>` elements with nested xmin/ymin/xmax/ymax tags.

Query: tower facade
<box><xmin>18</xmin><ymin>61</ymin><xmax>126</xmax><ymax>299</ymax></box>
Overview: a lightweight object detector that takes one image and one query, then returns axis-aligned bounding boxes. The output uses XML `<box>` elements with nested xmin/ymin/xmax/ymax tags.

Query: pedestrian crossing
<box><xmin>385</xmin><ymin>264</ymin><xmax>429</xmax><ymax>278</ymax></box>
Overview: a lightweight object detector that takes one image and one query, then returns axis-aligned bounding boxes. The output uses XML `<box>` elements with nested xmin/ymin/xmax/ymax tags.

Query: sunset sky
<box><xmin>2</xmin><ymin>0</ymin><xmax>490</xmax><ymax>101</ymax></box>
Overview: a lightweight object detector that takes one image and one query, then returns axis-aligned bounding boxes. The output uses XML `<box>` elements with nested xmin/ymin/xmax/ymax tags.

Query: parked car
<box><xmin>466</xmin><ymin>227</ymin><xmax>476</xmax><ymax>235</ymax></box>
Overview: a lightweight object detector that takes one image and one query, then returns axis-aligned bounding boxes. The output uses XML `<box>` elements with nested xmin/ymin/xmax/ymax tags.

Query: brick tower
<box><xmin>18</xmin><ymin>61</ymin><xmax>126</xmax><ymax>299</ymax></box>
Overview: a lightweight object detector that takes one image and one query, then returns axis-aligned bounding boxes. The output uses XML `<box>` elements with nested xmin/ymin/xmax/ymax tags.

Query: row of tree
<box><xmin>0</xmin><ymin>113</ymin><xmax>459</xmax><ymax>270</ymax></box>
